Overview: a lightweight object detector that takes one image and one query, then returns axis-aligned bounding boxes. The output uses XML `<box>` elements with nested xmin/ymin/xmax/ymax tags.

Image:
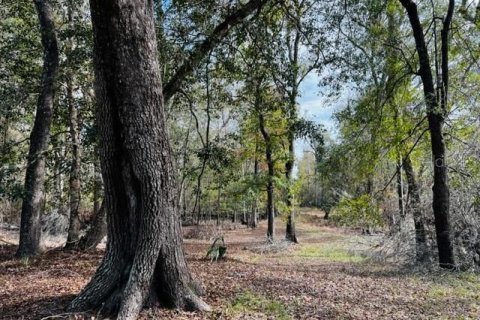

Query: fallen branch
<box><xmin>0</xmin><ymin>237</ymin><xmax>16</xmax><ymax>246</ymax></box>
<box><xmin>40</xmin><ymin>312</ymin><xmax>90</xmax><ymax>319</ymax></box>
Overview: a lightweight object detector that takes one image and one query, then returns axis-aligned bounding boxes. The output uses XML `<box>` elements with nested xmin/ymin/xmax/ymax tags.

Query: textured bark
<box><xmin>65</xmin><ymin>72</ymin><xmax>82</xmax><ymax>249</ymax></box>
<box><xmin>285</xmin><ymin>210</ymin><xmax>297</xmax><ymax>242</ymax></box>
<box><xmin>258</xmin><ymin>112</ymin><xmax>275</xmax><ymax>241</ymax></box>
<box><xmin>16</xmin><ymin>0</ymin><xmax>59</xmax><ymax>258</ymax></box>
<box><xmin>69</xmin><ymin>1</ymin><xmax>209</xmax><ymax>318</ymax></box>
<box><xmin>399</xmin><ymin>0</ymin><xmax>456</xmax><ymax>268</ymax></box>
<box><xmin>403</xmin><ymin>155</ymin><xmax>429</xmax><ymax>262</ymax></box>
<box><xmin>285</xmin><ymin>119</ymin><xmax>297</xmax><ymax>243</ymax></box>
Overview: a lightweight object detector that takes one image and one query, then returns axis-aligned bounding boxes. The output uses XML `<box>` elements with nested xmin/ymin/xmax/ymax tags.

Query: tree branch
<box><xmin>163</xmin><ymin>0</ymin><xmax>272</xmax><ymax>102</ymax></box>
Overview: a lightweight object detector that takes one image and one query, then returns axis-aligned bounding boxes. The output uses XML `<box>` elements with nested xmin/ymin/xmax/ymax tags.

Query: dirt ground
<box><xmin>1</xmin><ymin>209</ymin><xmax>479</xmax><ymax>319</ymax></box>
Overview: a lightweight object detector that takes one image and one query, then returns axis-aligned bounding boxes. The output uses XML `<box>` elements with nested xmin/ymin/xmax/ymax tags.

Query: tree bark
<box><xmin>396</xmin><ymin>158</ymin><xmax>405</xmax><ymax>231</ymax></box>
<box><xmin>65</xmin><ymin>60</ymin><xmax>82</xmax><ymax>249</ymax></box>
<box><xmin>285</xmin><ymin>111</ymin><xmax>297</xmax><ymax>243</ymax></box>
<box><xmin>399</xmin><ymin>0</ymin><xmax>456</xmax><ymax>268</ymax></box>
<box><xmin>285</xmin><ymin>96</ymin><xmax>297</xmax><ymax>242</ymax></box>
<box><xmin>283</xmin><ymin>7</ymin><xmax>303</xmax><ymax>244</ymax></box>
<box><xmin>16</xmin><ymin>0</ymin><xmax>59</xmax><ymax>258</ymax></box>
<box><xmin>250</xmin><ymin>139</ymin><xmax>259</xmax><ymax>228</ymax></box>
<box><xmin>258</xmin><ymin>112</ymin><xmax>275</xmax><ymax>241</ymax></box>
<box><xmin>69</xmin><ymin>1</ymin><xmax>209</xmax><ymax>318</ymax></box>
<box><xmin>403</xmin><ymin>155</ymin><xmax>429</xmax><ymax>262</ymax></box>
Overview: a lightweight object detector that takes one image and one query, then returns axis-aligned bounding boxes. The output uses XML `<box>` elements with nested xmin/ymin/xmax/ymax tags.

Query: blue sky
<box><xmin>298</xmin><ymin>73</ymin><xmax>337</xmax><ymax>131</ymax></box>
<box><xmin>294</xmin><ymin>73</ymin><xmax>337</xmax><ymax>160</ymax></box>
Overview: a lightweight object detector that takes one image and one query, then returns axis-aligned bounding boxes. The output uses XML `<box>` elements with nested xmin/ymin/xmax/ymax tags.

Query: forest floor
<box><xmin>1</xmin><ymin>208</ymin><xmax>479</xmax><ymax>319</ymax></box>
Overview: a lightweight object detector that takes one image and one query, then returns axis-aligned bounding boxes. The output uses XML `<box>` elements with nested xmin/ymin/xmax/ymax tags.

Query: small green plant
<box><xmin>227</xmin><ymin>290</ymin><xmax>291</xmax><ymax>320</ymax></box>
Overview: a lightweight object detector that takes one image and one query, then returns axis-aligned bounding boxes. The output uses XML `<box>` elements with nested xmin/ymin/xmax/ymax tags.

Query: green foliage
<box><xmin>330</xmin><ymin>194</ymin><xmax>383</xmax><ymax>229</ymax></box>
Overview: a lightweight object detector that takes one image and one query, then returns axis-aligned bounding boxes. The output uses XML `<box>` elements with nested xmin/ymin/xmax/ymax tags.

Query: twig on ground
<box><xmin>0</xmin><ymin>237</ymin><xmax>16</xmax><ymax>245</ymax></box>
<box><xmin>40</xmin><ymin>312</ymin><xmax>90</xmax><ymax>319</ymax></box>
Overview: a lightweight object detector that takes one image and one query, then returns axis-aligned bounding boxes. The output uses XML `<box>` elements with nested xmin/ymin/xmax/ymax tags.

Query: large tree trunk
<box><xmin>69</xmin><ymin>1</ymin><xmax>209</xmax><ymax>318</ymax></box>
<box><xmin>258</xmin><ymin>112</ymin><xmax>274</xmax><ymax>241</ymax></box>
<box><xmin>403</xmin><ymin>155</ymin><xmax>429</xmax><ymax>262</ymax></box>
<box><xmin>16</xmin><ymin>0</ymin><xmax>59</xmax><ymax>258</ymax></box>
<box><xmin>399</xmin><ymin>0</ymin><xmax>456</xmax><ymax>269</ymax></box>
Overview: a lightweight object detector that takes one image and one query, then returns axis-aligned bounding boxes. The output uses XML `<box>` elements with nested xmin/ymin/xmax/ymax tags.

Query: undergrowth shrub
<box><xmin>330</xmin><ymin>194</ymin><xmax>383</xmax><ymax>231</ymax></box>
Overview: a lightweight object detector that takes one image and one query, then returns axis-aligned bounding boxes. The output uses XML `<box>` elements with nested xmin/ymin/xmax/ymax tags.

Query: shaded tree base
<box><xmin>69</xmin><ymin>275</ymin><xmax>210</xmax><ymax>319</ymax></box>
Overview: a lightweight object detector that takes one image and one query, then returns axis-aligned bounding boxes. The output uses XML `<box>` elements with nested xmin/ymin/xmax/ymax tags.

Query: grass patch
<box><xmin>296</xmin><ymin>244</ymin><xmax>366</xmax><ymax>263</ymax></box>
<box><xmin>226</xmin><ymin>290</ymin><xmax>291</xmax><ymax>320</ymax></box>
<box><xmin>427</xmin><ymin>273</ymin><xmax>480</xmax><ymax>301</ymax></box>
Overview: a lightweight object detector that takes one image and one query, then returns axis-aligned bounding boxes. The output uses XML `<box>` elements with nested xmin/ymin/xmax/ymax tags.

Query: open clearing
<box><xmin>1</xmin><ymin>209</ymin><xmax>479</xmax><ymax>319</ymax></box>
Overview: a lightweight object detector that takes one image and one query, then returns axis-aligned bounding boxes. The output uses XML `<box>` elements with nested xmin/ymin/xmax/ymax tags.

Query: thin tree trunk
<box><xmin>396</xmin><ymin>158</ymin><xmax>405</xmax><ymax>231</ymax></box>
<box><xmin>403</xmin><ymin>155</ymin><xmax>429</xmax><ymax>262</ymax></box>
<box><xmin>285</xmin><ymin>127</ymin><xmax>297</xmax><ymax>242</ymax></box>
<box><xmin>385</xmin><ymin>1</ymin><xmax>405</xmax><ymax>234</ymax></box>
<box><xmin>194</xmin><ymin>62</ymin><xmax>211</xmax><ymax>224</ymax></box>
<box><xmin>250</xmin><ymin>138</ymin><xmax>259</xmax><ymax>228</ymax></box>
<box><xmin>16</xmin><ymin>0</ymin><xmax>59</xmax><ymax>258</ymax></box>
<box><xmin>178</xmin><ymin>114</ymin><xmax>192</xmax><ymax>221</ymax></box>
<box><xmin>399</xmin><ymin>0</ymin><xmax>456</xmax><ymax>269</ymax></box>
<box><xmin>258</xmin><ymin>112</ymin><xmax>274</xmax><ymax>241</ymax></box>
<box><xmin>65</xmin><ymin>68</ymin><xmax>82</xmax><ymax>249</ymax></box>
<box><xmin>52</xmin><ymin>134</ymin><xmax>65</xmax><ymax>206</ymax></box>
<box><xmin>285</xmin><ymin>105</ymin><xmax>297</xmax><ymax>241</ymax></box>
<box><xmin>284</xmin><ymin>14</ymin><xmax>301</xmax><ymax>243</ymax></box>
